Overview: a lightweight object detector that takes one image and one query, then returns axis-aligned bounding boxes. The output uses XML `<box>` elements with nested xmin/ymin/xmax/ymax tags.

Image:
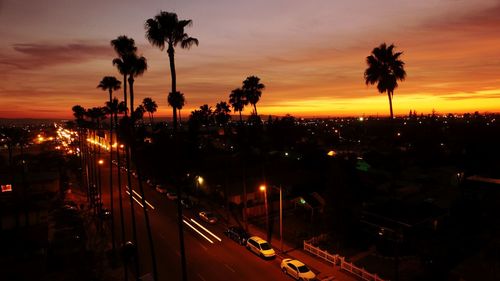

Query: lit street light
<box><xmin>260</xmin><ymin>184</ymin><xmax>283</xmax><ymax>252</ymax></box>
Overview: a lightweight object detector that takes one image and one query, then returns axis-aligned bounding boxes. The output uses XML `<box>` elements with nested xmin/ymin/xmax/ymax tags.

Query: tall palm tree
<box><xmin>142</xmin><ymin>97</ymin><xmax>158</xmax><ymax>126</ymax></box>
<box><xmin>105</xmin><ymin>98</ymin><xmax>127</xmax><ymax>253</ymax></box>
<box><xmin>229</xmin><ymin>88</ymin><xmax>248</xmax><ymax>124</ymax></box>
<box><xmin>242</xmin><ymin>76</ymin><xmax>265</xmax><ymax>116</ymax></box>
<box><xmin>145</xmin><ymin>11</ymin><xmax>199</xmax><ymax>133</ymax></box>
<box><xmin>364</xmin><ymin>43</ymin><xmax>407</xmax><ymax>119</ymax></box>
<box><xmin>168</xmin><ymin>91</ymin><xmax>186</xmax><ymax>125</ymax></box>
<box><xmin>111</xmin><ymin>36</ymin><xmax>137</xmax><ymax>112</ymax></box>
<box><xmin>127</xmin><ymin>54</ymin><xmax>147</xmax><ymax>114</ymax></box>
<box><xmin>97</xmin><ymin>76</ymin><xmax>121</xmax><ymax>252</ymax></box>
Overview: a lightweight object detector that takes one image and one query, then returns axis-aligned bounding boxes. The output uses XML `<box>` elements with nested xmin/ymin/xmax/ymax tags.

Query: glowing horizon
<box><xmin>1</xmin><ymin>0</ymin><xmax>500</xmax><ymax>119</ymax></box>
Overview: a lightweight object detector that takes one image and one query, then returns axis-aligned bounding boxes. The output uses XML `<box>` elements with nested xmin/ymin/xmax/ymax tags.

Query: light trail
<box><xmin>190</xmin><ymin>218</ymin><xmax>222</xmax><ymax>242</ymax></box>
<box><xmin>125</xmin><ymin>187</ymin><xmax>155</xmax><ymax>210</ymax></box>
<box><xmin>183</xmin><ymin>219</ymin><xmax>214</xmax><ymax>244</ymax></box>
<box><xmin>126</xmin><ymin>190</ymin><xmax>144</xmax><ymax>208</ymax></box>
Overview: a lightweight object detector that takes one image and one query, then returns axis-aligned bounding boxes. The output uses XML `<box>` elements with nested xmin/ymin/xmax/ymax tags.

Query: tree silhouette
<box><xmin>142</xmin><ymin>97</ymin><xmax>158</xmax><ymax>126</ymax></box>
<box><xmin>242</xmin><ymin>76</ymin><xmax>265</xmax><ymax>115</ymax></box>
<box><xmin>145</xmin><ymin>11</ymin><xmax>198</xmax><ymax>133</ymax></box>
<box><xmin>111</xmin><ymin>36</ymin><xmax>137</xmax><ymax>113</ymax></box>
<box><xmin>97</xmin><ymin>76</ymin><xmax>121</xmax><ymax>252</ymax></box>
<box><xmin>214</xmin><ymin>101</ymin><xmax>231</xmax><ymax>126</ymax></box>
<box><xmin>168</xmin><ymin>91</ymin><xmax>186</xmax><ymax>125</ymax></box>
<box><xmin>127</xmin><ymin>54</ymin><xmax>147</xmax><ymax>116</ymax></box>
<box><xmin>229</xmin><ymin>88</ymin><xmax>248</xmax><ymax>124</ymax></box>
<box><xmin>364</xmin><ymin>43</ymin><xmax>406</xmax><ymax>119</ymax></box>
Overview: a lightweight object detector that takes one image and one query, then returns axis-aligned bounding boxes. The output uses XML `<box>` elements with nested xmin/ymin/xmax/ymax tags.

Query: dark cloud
<box><xmin>0</xmin><ymin>41</ymin><xmax>113</xmax><ymax>70</ymax></box>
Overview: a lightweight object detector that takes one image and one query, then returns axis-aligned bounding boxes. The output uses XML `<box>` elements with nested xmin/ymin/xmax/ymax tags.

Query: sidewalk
<box><xmin>210</xmin><ymin>204</ymin><xmax>357</xmax><ymax>281</ymax></box>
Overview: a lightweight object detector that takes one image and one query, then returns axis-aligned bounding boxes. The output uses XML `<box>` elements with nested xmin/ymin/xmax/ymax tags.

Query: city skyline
<box><xmin>1</xmin><ymin>0</ymin><xmax>500</xmax><ymax>118</ymax></box>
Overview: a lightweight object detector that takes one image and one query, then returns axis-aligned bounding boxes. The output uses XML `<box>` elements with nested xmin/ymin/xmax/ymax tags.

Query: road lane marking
<box><xmin>224</xmin><ymin>263</ymin><xmax>236</xmax><ymax>273</ymax></box>
<box><xmin>197</xmin><ymin>273</ymin><xmax>207</xmax><ymax>281</ymax></box>
<box><xmin>183</xmin><ymin>219</ymin><xmax>214</xmax><ymax>244</ymax></box>
<box><xmin>189</xmin><ymin>219</ymin><xmax>222</xmax><ymax>242</ymax></box>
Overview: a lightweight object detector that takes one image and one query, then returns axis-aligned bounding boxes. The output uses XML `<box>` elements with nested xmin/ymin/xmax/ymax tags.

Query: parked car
<box><xmin>246</xmin><ymin>236</ymin><xmax>275</xmax><ymax>259</ymax></box>
<box><xmin>155</xmin><ymin>185</ymin><xmax>167</xmax><ymax>194</ymax></box>
<box><xmin>280</xmin><ymin>259</ymin><xmax>316</xmax><ymax>280</ymax></box>
<box><xmin>180</xmin><ymin>198</ymin><xmax>192</xmax><ymax>209</ymax></box>
<box><xmin>224</xmin><ymin>226</ymin><xmax>249</xmax><ymax>245</ymax></box>
<box><xmin>166</xmin><ymin>191</ymin><xmax>178</xmax><ymax>200</ymax></box>
<box><xmin>198</xmin><ymin>211</ymin><xmax>217</xmax><ymax>224</ymax></box>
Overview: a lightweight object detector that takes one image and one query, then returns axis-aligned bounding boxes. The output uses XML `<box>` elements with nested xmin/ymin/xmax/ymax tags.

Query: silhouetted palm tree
<box><xmin>142</xmin><ymin>97</ymin><xmax>158</xmax><ymax>126</ymax></box>
<box><xmin>229</xmin><ymin>88</ymin><xmax>248</xmax><ymax>124</ymax></box>
<box><xmin>242</xmin><ymin>76</ymin><xmax>265</xmax><ymax>115</ymax></box>
<box><xmin>106</xmin><ymin>98</ymin><xmax>127</xmax><ymax>247</ymax></box>
<box><xmin>214</xmin><ymin>101</ymin><xmax>231</xmax><ymax>126</ymax></box>
<box><xmin>111</xmin><ymin>36</ymin><xmax>137</xmax><ymax>112</ymax></box>
<box><xmin>168</xmin><ymin>91</ymin><xmax>186</xmax><ymax>125</ymax></box>
<box><xmin>145</xmin><ymin>11</ymin><xmax>198</xmax><ymax>133</ymax></box>
<box><xmin>127</xmin><ymin>54</ymin><xmax>147</xmax><ymax>114</ymax></box>
<box><xmin>364</xmin><ymin>43</ymin><xmax>406</xmax><ymax>119</ymax></box>
<box><xmin>97</xmin><ymin>76</ymin><xmax>121</xmax><ymax>252</ymax></box>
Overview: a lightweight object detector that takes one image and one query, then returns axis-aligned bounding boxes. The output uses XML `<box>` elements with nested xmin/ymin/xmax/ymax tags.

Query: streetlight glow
<box><xmin>197</xmin><ymin>176</ymin><xmax>204</xmax><ymax>185</ymax></box>
<box><xmin>98</xmin><ymin>159</ymin><xmax>104</xmax><ymax>165</ymax></box>
<box><xmin>259</xmin><ymin>185</ymin><xmax>266</xmax><ymax>192</ymax></box>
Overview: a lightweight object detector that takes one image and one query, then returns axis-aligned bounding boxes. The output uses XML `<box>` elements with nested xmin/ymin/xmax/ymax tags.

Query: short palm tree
<box><xmin>145</xmin><ymin>11</ymin><xmax>198</xmax><ymax>132</ymax></box>
<box><xmin>364</xmin><ymin>43</ymin><xmax>406</xmax><ymax>119</ymax></box>
<box><xmin>242</xmin><ymin>76</ymin><xmax>265</xmax><ymax>115</ymax></box>
<box><xmin>142</xmin><ymin>97</ymin><xmax>158</xmax><ymax>126</ymax></box>
<box><xmin>168</xmin><ymin>91</ymin><xmax>186</xmax><ymax>125</ymax></box>
<box><xmin>229</xmin><ymin>88</ymin><xmax>248</xmax><ymax>124</ymax></box>
<box><xmin>214</xmin><ymin>101</ymin><xmax>231</xmax><ymax>126</ymax></box>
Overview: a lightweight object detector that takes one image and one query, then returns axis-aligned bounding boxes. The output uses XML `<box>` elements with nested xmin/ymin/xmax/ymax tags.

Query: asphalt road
<box><xmin>95</xmin><ymin>149</ymin><xmax>292</xmax><ymax>281</ymax></box>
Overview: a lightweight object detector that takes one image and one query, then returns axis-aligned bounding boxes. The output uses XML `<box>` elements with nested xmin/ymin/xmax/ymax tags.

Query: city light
<box><xmin>259</xmin><ymin>185</ymin><xmax>266</xmax><ymax>192</ymax></box>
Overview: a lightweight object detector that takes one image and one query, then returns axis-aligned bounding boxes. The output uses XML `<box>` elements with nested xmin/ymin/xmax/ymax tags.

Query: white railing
<box><xmin>303</xmin><ymin>235</ymin><xmax>388</xmax><ymax>281</ymax></box>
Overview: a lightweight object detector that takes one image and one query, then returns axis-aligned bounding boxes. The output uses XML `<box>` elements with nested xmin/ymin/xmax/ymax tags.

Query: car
<box><xmin>198</xmin><ymin>211</ymin><xmax>217</xmax><ymax>224</ymax></box>
<box><xmin>224</xmin><ymin>226</ymin><xmax>249</xmax><ymax>245</ymax></box>
<box><xmin>246</xmin><ymin>236</ymin><xmax>275</xmax><ymax>258</ymax></box>
<box><xmin>280</xmin><ymin>259</ymin><xmax>316</xmax><ymax>280</ymax></box>
<box><xmin>166</xmin><ymin>191</ymin><xmax>178</xmax><ymax>200</ymax></box>
<box><xmin>180</xmin><ymin>199</ymin><xmax>192</xmax><ymax>209</ymax></box>
<box><xmin>155</xmin><ymin>185</ymin><xmax>167</xmax><ymax>194</ymax></box>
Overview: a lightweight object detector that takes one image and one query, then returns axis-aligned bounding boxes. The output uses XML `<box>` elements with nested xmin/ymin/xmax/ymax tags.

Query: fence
<box><xmin>303</xmin><ymin>235</ymin><xmax>388</xmax><ymax>281</ymax></box>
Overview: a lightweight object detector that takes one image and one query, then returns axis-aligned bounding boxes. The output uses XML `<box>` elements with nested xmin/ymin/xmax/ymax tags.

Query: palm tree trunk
<box><xmin>108</xmin><ymin>90</ymin><xmax>116</xmax><ymax>253</ymax></box>
<box><xmin>168</xmin><ymin>45</ymin><xmax>178</xmax><ymax>132</ymax></box>
<box><xmin>130</xmin><ymin>141</ymin><xmax>158</xmax><ymax>281</ymax></box>
<box><xmin>114</xmin><ymin>112</ymin><xmax>128</xmax><ymax>280</ymax></box>
<box><xmin>178</xmin><ymin>109</ymin><xmax>182</xmax><ymax>124</ymax></box>
<box><xmin>388</xmin><ymin>91</ymin><xmax>394</xmax><ymax>119</ymax></box>
<box><xmin>129</xmin><ymin>77</ymin><xmax>135</xmax><ymax>117</ymax></box>
<box><xmin>123</xmin><ymin>85</ymin><xmax>140</xmax><ymax>279</ymax></box>
<box><xmin>123</xmin><ymin>74</ymin><xmax>128</xmax><ymax>114</ymax></box>
<box><xmin>253</xmin><ymin>104</ymin><xmax>258</xmax><ymax>116</ymax></box>
<box><xmin>239</xmin><ymin>111</ymin><xmax>243</xmax><ymax>124</ymax></box>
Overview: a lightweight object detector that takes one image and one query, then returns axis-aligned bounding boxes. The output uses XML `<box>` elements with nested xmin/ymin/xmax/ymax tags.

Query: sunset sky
<box><xmin>1</xmin><ymin>0</ymin><xmax>500</xmax><ymax>118</ymax></box>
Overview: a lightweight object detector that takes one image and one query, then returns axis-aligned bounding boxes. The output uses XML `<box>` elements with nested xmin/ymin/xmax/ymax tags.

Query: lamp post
<box><xmin>260</xmin><ymin>184</ymin><xmax>283</xmax><ymax>252</ymax></box>
<box><xmin>98</xmin><ymin>159</ymin><xmax>104</xmax><ymax>214</ymax></box>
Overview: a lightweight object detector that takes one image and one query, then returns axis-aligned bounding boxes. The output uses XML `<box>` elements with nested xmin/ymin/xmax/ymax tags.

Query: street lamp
<box><xmin>259</xmin><ymin>184</ymin><xmax>283</xmax><ymax>252</ymax></box>
<box><xmin>97</xmin><ymin>159</ymin><xmax>104</xmax><ymax>213</ymax></box>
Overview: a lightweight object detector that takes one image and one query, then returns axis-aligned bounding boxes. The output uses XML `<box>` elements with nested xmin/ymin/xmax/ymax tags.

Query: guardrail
<box><xmin>304</xmin><ymin>235</ymin><xmax>388</xmax><ymax>281</ymax></box>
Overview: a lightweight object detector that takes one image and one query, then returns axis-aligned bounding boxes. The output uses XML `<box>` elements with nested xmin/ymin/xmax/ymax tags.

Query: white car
<box><xmin>280</xmin><ymin>259</ymin><xmax>316</xmax><ymax>280</ymax></box>
<box><xmin>246</xmin><ymin>236</ymin><xmax>275</xmax><ymax>258</ymax></box>
<box><xmin>198</xmin><ymin>211</ymin><xmax>217</xmax><ymax>224</ymax></box>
